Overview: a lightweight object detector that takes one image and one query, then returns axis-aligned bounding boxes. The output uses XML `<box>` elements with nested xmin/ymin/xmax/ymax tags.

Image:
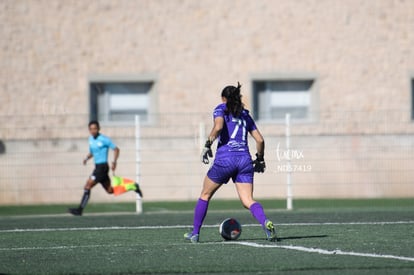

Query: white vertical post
<box><xmin>193</xmin><ymin>122</ymin><xmax>206</xmax><ymax>198</ymax></box>
<box><xmin>199</xmin><ymin>122</ymin><xmax>206</xmax><ymax>151</ymax></box>
<box><xmin>135</xmin><ymin>115</ymin><xmax>143</xmax><ymax>214</ymax></box>
<box><xmin>285</xmin><ymin>113</ymin><xmax>293</xmax><ymax>210</ymax></box>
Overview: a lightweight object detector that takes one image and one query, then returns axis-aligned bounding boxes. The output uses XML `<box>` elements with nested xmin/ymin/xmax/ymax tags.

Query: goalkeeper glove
<box><xmin>253</xmin><ymin>153</ymin><xmax>266</xmax><ymax>173</ymax></box>
<box><xmin>201</xmin><ymin>140</ymin><xmax>213</xmax><ymax>164</ymax></box>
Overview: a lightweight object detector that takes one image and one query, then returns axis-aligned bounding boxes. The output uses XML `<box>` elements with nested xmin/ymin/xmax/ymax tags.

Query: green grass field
<box><xmin>1</xmin><ymin>199</ymin><xmax>414</xmax><ymax>274</ymax></box>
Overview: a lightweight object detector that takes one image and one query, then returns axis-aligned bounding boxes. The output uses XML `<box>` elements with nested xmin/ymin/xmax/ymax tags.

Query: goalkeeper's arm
<box><xmin>250</xmin><ymin>129</ymin><xmax>266</xmax><ymax>173</ymax></box>
<box><xmin>201</xmin><ymin>117</ymin><xmax>224</xmax><ymax>164</ymax></box>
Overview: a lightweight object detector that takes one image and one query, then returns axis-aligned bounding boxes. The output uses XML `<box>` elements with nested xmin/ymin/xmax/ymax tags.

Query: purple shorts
<box><xmin>207</xmin><ymin>153</ymin><xmax>254</xmax><ymax>184</ymax></box>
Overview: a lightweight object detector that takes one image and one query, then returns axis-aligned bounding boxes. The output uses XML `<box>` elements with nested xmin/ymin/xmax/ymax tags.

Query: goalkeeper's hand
<box><xmin>253</xmin><ymin>153</ymin><xmax>266</xmax><ymax>173</ymax></box>
<box><xmin>201</xmin><ymin>140</ymin><xmax>213</xmax><ymax>164</ymax></box>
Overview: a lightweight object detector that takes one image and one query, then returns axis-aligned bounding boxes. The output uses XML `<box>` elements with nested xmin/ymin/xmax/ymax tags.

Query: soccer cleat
<box><xmin>135</xmin><ymin>183</ymin><xmax>143</xmax><ymax>198</ymax></box>
<box><xmin>184</xmin><ymin>232</ymin><xmax>199</xmax><ymax>243</ymax></box>
<box><xmin>264</xmin><ymin>219</ymin><xmax>277</xmax><ymax>241</ymax></box>
<box><xmin>68</xmin><ymin>207</ymin><xmax>83</xmax><ymax>216</ymax></box>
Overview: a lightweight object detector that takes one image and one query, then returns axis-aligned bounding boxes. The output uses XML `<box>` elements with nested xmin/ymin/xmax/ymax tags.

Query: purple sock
<box><xmin>192</xmin><ymin>198</ymin><xmax>209</xmax><ymax>235</ymax></box>
<box><xmin>249</xmin><ymin>202</ymin><xmax>267</xmax><ymax>227</ymax></box>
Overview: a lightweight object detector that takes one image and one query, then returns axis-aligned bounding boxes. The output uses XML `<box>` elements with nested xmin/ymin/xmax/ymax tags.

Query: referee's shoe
<box><xmin>135</xmin><ymin>183</ymin><xmax>143</xmax><ymax>198</ymax></box>
<box><xmin>68</xmin><ymin>207</ymin><xmax>83</xmax><ymax>216</ymax></box>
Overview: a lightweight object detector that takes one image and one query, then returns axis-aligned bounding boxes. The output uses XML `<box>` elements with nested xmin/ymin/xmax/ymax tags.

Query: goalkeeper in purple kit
<box><xmin>184</xmin><ymin>82</ymin><xmax>277</xmax><ymax>243</ymax></box>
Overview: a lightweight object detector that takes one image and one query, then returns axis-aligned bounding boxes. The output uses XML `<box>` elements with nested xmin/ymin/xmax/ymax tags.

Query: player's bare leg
<box><xmin>235</xmin><ymin>182</ymin><xmax>277</xmax><ymax>241</ymax></box>
<box><xmin>185</xmin><ymin>176</ymin><xmax>222</xmax><ymax>243</ymax></box>
<box><xmin>200</xmin><ymin>175</ymin><xmax>222</xmax><ymax>201</ymax></box>
<box><xmin>234</xmin><ymin>182</ymin><xmax>256</xmax><ymax>209</ymax></box>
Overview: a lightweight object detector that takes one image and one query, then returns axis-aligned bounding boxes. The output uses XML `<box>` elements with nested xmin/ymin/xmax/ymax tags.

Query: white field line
<box><xmin>1</xmin><ymin>237</ymin><xmax>414</xmax><ymax>264</ymax></box>
<box><xmin>225</xmin><ymin>241</ymin><xmax>414</xmax><ymax>263</ymax></box>
<box><xmin>1</xmin><ymin>244</ymin><xmax>122</xmax><ymax>251</ymax></box>
<box><xmin>0</xmin><ymin>220</ymin><xmax>413</xmax><ymax>233</ymax></box>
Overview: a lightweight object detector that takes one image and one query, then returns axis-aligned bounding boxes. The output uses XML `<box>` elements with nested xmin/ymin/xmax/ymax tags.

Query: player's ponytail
<box><xmin>221</xmin><ymin>82</ymin><xmax>244</xmax><ymax>117</ymax></box>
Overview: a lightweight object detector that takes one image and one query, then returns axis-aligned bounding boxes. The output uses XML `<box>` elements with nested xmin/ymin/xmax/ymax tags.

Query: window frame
<box><xmin>88</xmin><ymin>74</ymin><xmax>158</xmax><ymax>126</ymax></box>
<box><xmin>411</xmin><ymin>77</ymin><xmax>414</xmax><ymax>121</ymax></box>
<box><xmin>250</xmin><ymin>73</ymin><xmax>319</xmax><ymax>123</ymax></box>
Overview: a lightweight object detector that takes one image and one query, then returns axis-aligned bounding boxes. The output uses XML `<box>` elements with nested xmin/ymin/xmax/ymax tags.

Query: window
<box><xmin>89</xmin><ymin>80</ymin><xmax>155</xmax><ymax>124</ymax></box>
<box><xmin>412</xmin><ymin>78</ymin><xmax>414</xmax><ymax>120</ymax></box>
<box><xmin>252</xmin><ymin>78</ymin><xmax>317</xmax><ymax>121</ymax></box>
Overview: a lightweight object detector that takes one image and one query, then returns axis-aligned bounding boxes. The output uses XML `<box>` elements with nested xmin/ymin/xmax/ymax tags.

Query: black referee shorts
<box><xmin>91</xmin><ymin>163</ymin><xmax>110</xmax><ymax>187</ymax></box>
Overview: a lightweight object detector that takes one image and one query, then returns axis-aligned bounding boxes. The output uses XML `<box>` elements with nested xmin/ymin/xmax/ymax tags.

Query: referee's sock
<box><xmin>80</xmin><ymin>189</ymin><xmax>91</xmax><ymax>209</ymax></box>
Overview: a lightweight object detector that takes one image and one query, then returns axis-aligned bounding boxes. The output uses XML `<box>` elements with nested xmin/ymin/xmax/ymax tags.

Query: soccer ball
<box><xmin>219</xmin><ymin>218</ymin><xmax>242</xmax><ymax>241</ymax></box>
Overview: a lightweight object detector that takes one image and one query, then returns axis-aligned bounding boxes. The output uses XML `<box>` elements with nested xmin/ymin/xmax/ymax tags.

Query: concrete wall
<box><xmin>1</xmin><ymin>128</ymin><xmax>414</xmax><ymax>205</ymax></box>
<box><xmin>2</xmin><ymin>0</ymin><xmax>414</xmax><ymax>132</ymax></box>
<box><xmin>1</xmin><ymin>0</ymin><xmax>414</xmax><ymax>204</ymax></box>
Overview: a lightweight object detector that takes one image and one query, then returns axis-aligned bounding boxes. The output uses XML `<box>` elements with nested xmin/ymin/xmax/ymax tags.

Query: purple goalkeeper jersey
<box><xmin>213</xmin><ymin>103</ymin><xmax>257</xmax><ymax>155</ymax></box>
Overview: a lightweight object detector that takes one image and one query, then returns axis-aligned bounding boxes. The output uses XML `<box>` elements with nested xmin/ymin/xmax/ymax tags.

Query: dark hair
<box><xmin>221</xmin><ymin>82</ymin><xmax>244</xmax><ymax>117</ymax></box>
<box><xmin>88</xmin><ymin>120</ymin><xmax>100</xmax><ymax>129</ymax></box>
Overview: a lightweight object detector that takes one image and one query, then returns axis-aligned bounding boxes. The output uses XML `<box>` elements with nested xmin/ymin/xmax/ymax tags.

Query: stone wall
<box><xmin>1</xmin><ymin>126</ymin><xmax>414</xmax><ymax>205</ymax></box>
<box><xmin>1</xmin><ymin>0</ymin><xmax>414</xmax><ymax>136</ymax></box>
<box><xmin>1</xmin><ymin>0</ymin><xmax>414</xmax><ymax>204</ymax></box>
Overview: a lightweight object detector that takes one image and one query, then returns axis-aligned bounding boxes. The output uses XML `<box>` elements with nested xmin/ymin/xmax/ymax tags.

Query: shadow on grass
<box><xmin>204</xmin><ymin>234</ymin><xmax>328</xmax><ymax>244</ymax></box>
<box><xmin>277</xmin><ymin>234</ymin><xmax>328</xmax><ymax>242</ymax></box>
<box><xmin>237</xmin><ymin>234</ymin><xmax>328</xmax><ymax>242</ymax></box>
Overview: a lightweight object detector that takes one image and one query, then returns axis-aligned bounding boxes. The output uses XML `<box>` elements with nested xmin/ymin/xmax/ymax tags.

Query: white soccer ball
<box><xmin>219</xmin><ymin>218</ymin><xmax>242</xmax><ymax>241</ymax></box>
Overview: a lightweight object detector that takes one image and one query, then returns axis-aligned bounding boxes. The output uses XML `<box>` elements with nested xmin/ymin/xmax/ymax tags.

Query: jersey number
<box><xmin>231</xmin><ymin>118</ymin><xmax>247</xmax><ymax>141</ymax></box>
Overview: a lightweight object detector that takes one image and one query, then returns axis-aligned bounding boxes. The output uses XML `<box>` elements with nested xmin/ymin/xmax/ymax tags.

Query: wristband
<box><xmin>256</xmin><ymin>153</ymin><xmax>264</xmax><ymax>161</ymax></box>
<box><xmin>204</xmin><ymin>140</ymin><xmax>212</xmax><ymax>148</ymax></box>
